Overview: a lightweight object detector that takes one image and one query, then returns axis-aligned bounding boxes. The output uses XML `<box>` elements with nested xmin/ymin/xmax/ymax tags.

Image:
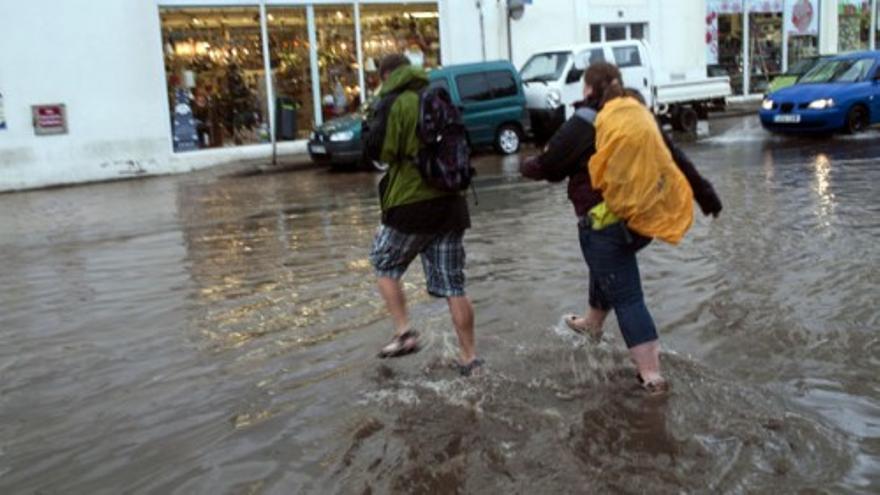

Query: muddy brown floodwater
<box><xmin>1</xmin><ymin>116</ymin><xmax>878</xmax><ymax>494</ymax></box>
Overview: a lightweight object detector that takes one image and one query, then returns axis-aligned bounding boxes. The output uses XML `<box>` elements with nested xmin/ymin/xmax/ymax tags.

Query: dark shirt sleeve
<box><xmin>662</xmin><ymin>131</ymin><xmax>723</xmax><ymax>217</ymax></box>
<box><xmin>521</xmin><ymin>117</ymin><xmax>596</xmax><ymax>183</ymax></box>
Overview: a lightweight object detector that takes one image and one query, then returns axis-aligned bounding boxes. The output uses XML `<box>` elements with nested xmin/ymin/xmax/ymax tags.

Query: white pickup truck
<box><xmin>521</xmin><ymin>40</ymin><xmax>731</xmax><ymax>140</ymax></box>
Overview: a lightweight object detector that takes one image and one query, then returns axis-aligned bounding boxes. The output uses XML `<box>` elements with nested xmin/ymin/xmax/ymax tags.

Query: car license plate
<box><xmin>774</xmin><ymin>114</ymin><xmax>801</xmax><ymax>124</ymax></box>
<box><xmin>309</xmin><ymin>144</ymin><xmax>327</xmax><ymax>154</ymax></box>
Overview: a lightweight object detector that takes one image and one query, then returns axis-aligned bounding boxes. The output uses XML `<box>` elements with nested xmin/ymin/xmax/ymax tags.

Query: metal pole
<box><xmin>506</xmin><ymin>3</ymin><xmax>513</xmax><ymax>62</ymax></box>
<box><xmin>743</xmin><ymin>6</ymin><xmax>750</xmax><ymax>95</ymax></box>
<box><xmin>477</xmin><ymin>1</ymin><xmax>486</xmax><ymax>61</ymax></box>
<box><xmin>782</xmin><ymin>0</ymin><xmax>789</xmax><ymax>73</ymax></box>
<box><xmin>871</xmin><ymin>0</ymin><xmax>878</xmax><ymax>51</ymax></box>
<box><xmin>354</xmin><ymin>1</ymin><xmax>366</xmax><ymax>105</ymax></box>
<box><xmin>354</xmin><ymin>0</ymin><xmax>367</xmax><ymax>105</ymax></box>
<box><xmin>307</xmin><ymin>5</ymin><xmax>322</xmax><ymax>126</ymax></box>
<box><xmin>259</xmin><ymin>0</ymin><xmax>277</xmax><ymax>165</ymax></box>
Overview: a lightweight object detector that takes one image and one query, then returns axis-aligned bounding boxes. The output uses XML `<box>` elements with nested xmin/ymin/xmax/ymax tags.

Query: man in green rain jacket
<box><xmin>368</xmin><ymin>54</ymin><xmax>481</xmax><ymax>376</ymax></box>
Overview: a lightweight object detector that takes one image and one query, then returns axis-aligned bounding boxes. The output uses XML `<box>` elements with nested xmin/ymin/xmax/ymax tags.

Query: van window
<box><xmin>430</xmin><ymin>78</ymin><xmax>450</xmax><ymax>92</ymax></box>
<box><xmin>486</xmin><ymin>70</ymin><xmax>518</xmax><ymax>98</ymax></box>
<box><xmin>613</xmin><ymin>46</ymin><xmax>642</xmax><ymax>68</ymax></box>
<box><xmin>456</xmin><ymin>73</ymin><xmax>493</xmax><ymax>102</ymax></box>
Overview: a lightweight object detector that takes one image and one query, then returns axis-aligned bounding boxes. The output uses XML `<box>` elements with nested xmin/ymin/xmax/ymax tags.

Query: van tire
<box><xmin>495</xmin><ymin>124</ymin><xmax>522</xmax><ymax>155</ymax></box>
<box><xmin>844</xmin><ymin>105</ymin><xmax>869</xmax><ymax>134</ymax></box>
<box><xmin>672</xmin><ymin>106</ymin><xmax>698</xmax><ymax>133</ymax></box>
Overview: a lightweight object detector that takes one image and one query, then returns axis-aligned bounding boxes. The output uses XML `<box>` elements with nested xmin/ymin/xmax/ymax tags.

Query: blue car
<box><xmin>760</xmin><ymin>51</ymin><xmax>880</xmax><ymax>134</ymax></box>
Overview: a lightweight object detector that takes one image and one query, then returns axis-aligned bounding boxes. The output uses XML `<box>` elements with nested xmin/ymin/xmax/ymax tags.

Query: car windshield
<box><xmin>788</xmin><ymin>57</ymin><xmax>818</xmax><ymax>76</ymax></box>
<box><xmin>520</xmin><ymin>52</ymin><xmax>571</xmax><ymax>83</ymax></box>
<box><xmin>799</xmin><ymin>58</ymin><xmax>876</xmax><ymax>83</ymax></box>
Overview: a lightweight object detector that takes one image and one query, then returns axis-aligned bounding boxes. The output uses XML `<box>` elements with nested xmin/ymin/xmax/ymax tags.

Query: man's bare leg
<box><xmin>447</xmin><ymin>296</ymin><xmax>476</xmax><ymax>364</ymax></box>
<box><xmin>377</xmin><ymin>277</ymin><xmax>409</xmax><ymax>336</ymax></box>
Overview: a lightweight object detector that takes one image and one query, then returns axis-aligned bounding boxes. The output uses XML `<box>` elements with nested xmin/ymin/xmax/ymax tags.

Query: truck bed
<box><xmin>655</xmin><ymin>76</ymin><xmax>732</xmax><ymax>105</ymax></box>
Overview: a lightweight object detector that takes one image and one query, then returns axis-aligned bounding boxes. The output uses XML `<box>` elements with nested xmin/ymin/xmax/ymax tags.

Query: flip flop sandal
<box><xmin>564</xmin><ymin>315</ymin><xmax>603</xmax><ymax>341</ymax></box>
<box><xmin>378</xmin><ymin>329</ymin><xmax>421</xmax><ymax>359</ymax></box>
<box><xmin>637</xmin><ymin>374</ymin><xmax>669</xmax><ymax>394</ymax></box>
<box><xmin>456</xmin><ymin>357</ymin><xmax>484</xmax><ymax>377</ymax></box>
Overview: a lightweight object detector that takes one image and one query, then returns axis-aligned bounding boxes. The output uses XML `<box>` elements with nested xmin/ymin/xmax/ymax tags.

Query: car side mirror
<box><xmin>566</xmin><ymin>68</ymin><xmax>584</xmax><ymax>84</ymax></box>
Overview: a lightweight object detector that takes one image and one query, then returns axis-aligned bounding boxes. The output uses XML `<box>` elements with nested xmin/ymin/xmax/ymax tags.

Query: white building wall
<box><xmin>648</xmin><ymin>0</ymin><xmax>707</xmax><ymax>82</ymax></box>
<box><xmin>439</xmin><ymin>0</ymin><xmax>489</xmax><ymax>64</ymax></box>
<box><xmin>508</xmin><ymin>0</ymin><xmax>580</xmax><ymax>68</ymax></box>
<box><xmin>0</xmin><ymin>0</ymin><xmax>170</xmax><ymax>191</ymax></box>
<box><xmin>0</xmin><ymin>0</ymin><xmax>304</xmax><ymax>192</ymax></box>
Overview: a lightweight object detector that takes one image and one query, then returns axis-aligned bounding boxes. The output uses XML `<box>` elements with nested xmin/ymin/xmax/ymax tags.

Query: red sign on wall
<box><xmin>32</xmin><ymin>104</ymin><xmax>68</xmax><ymax>135</ymax></box>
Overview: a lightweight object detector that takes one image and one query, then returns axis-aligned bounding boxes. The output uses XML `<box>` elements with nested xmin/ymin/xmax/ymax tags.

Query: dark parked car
<box><xmin>308</xmin><ymin>60</ymin><xmax>530</xmax><ymax>169</ymax></box>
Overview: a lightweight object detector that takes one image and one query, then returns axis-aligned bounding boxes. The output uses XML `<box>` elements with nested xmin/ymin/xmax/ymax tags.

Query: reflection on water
<box><xmin>0</xmin><ymin>124</ymin><xmax>879</xmax><ymax>493</ymax></box>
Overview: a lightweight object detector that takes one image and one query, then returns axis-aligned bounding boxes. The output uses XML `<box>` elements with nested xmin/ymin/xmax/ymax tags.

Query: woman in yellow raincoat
<box><xmin>576</xmin><ymin>63</ymin><xmax>696</xmax><ymax>391</ymax></box>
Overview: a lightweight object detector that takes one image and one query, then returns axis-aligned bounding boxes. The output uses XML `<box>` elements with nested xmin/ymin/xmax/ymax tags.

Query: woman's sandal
<box><xmin>564</xmin><ymin>315</ymin><xmax>603</xmax><ymax>341</ymax></box>
<box><xmin>456</xmin><ymin>357</ymin><xmax>484</xmax><ymax>377</ymax></box>
<box><xmin>377</xmin><ymin>329</ymin><xmax>421</xmax><ymax>359</ymax></box>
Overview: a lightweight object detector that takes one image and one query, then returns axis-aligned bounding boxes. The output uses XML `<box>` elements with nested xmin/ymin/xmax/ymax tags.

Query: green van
<box><xmin>308</xmin><ymin>60</ymin><xmax>530</xmax><ymax>169</ymax></box>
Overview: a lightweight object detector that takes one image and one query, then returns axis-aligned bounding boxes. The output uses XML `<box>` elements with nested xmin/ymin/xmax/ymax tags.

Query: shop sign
<box><xmin>32</xmin><ymin>104</ymin><xmax>68</xmax><ymax>135</ymax></box>
<box><xmin>707</xmin><ymin>0</ymin><xmax>744</xmax><ymax>15</ymax></box>
<box><xmin>0</xmin><ymin>93</ymin><xmax>5</xmax><ymax>130</ymax></box>
<box><xmin>785</xmin><ymin>0</ymin><xmax>819</xmax><ymax>35</ymax></box>
<box><xmin>748</xmin><ymin>0</ymin><xmax>784</xmax><ymax>13</ymax></box>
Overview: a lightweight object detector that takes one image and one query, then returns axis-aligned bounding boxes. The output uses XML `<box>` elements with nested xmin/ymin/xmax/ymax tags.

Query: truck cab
<box><xmin>521</xmin><ymin>39</ymin><xmax>731</xmax><ymax>141</ymax></box>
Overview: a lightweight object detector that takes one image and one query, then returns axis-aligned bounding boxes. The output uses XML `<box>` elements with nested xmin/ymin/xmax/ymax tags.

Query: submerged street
<box><xmin>1</xmin><ymin>116</ymin><xmax>879</xmax><ymax>493</ymax></box>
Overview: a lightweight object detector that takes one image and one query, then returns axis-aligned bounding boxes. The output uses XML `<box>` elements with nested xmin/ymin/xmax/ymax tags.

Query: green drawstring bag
<box><xmin>589</xmin><ymin>201</ymin><xmax>620</xmax><ymax>230</ymax></box>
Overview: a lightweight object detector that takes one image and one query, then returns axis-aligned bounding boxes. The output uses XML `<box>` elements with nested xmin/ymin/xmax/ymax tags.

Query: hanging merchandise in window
<box><xmin>160</xmin><ymin>7</ymin><xmax>270</xmax><ymax>151</ymax></box>
<box><xmin>706</xmin><ymin>0</ymin><xmax>744</xmax><ymax>94</ymax></box>
<box><xmin>361</xmin><ymin>4</ymin><xmax>440</xmax><ymax>99</ymax></box>
<box><xmin>268</xmin><ymin>8</ymin><xmax>312</xmax><ymax>140</ymax></box>
<box><xmin>748</xmin><ymin>0</ymin><xmax>784</xmax><ymax>94</ymax></box>
<box><xmin>315</xmin><ymin>6</ymin><xmax>360</xmax><ymax>120</ymax></box>
<box><xmin>838</xmin><ymin>1</ymin><xmax>872</xmax><ymax>51</ymax></box>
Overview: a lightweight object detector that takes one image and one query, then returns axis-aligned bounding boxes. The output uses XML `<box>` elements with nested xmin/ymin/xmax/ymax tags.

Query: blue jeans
<box><xmin>578</xmin><ymin>222</ymin><xmax>658</xmax><ymax>349</ymax></box>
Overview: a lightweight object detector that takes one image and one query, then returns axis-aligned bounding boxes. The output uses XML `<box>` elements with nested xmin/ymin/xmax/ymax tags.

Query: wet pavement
<box><xmin>1</xmin><ymin>115</ymin><xmax>879</xmax><ymax>494</ymax></box>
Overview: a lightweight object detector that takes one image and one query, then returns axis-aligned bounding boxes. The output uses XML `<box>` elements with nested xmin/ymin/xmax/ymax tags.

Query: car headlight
<box><xmin>310</xmin><ymin>131</ymin><xmax>318</xmax><ymax>141</ymax></box>
<box><xmin>807</xmin><ymin>98</ymin><xmax>834</xmax><ymax>110</ymax></box>
<box><xmin>329</xmin><ymin>130</ymin><xmax>355</xmax><ymax>142</ymax></box>
<box><xmin>761</xmin><ymin>99</ymin><xmax>774</xmax><ymax>110</ymax></box>
<box><xmin>546</xmin><ymin>90</ymin><xmax>562</xmax><ymax>109</ymax></box>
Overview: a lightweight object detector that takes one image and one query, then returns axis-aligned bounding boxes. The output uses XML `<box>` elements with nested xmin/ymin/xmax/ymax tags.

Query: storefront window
<box><xmin>314</xmin><ymin>6</ymin><xmax>360</xmax><ymax>122</ymax></box>
<box><xmin>268</xmin><ymin>8</ymin><xmax>313</xmax><ymax>139</ymax></box>
<box><xmin>160</xmin><ymin>7</ymin><xmax>269</xmax><ymax>151</ymax></box>
<box><xmin>749</xmin><ymin>6</ymin><xmax>783</xmax><ymax>94</ymax></box>
<box><xmin>707</xmin><ymin>1</ymin><xmax>745</xmax><ymax>95</ymax></box>
<box><xmin>838</xmin><ymin>1</ymin><xmax>871</xmax><ymax>51</ymax></box>
<box><xmin>360</xmin><ymin>4</ymin><xmax>441</xmax><ymax>100</ymax></box>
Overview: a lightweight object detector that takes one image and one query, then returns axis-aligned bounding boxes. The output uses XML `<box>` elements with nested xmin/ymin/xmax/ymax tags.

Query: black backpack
<box><xmin>361</xmin><ymin>90</ymin><xmax>402</xmax><ymax>168</ymax></box>
<box><xmin>415</xmin><ymin>86</ymin><xmax>474</xmax><ymax>192</ymax></box>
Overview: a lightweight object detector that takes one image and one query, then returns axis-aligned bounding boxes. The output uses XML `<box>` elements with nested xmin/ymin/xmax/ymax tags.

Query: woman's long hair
<box><xmin>583</xmin><ymin>62</ymin><xmax>625</xmax><ymax>108</ymax></box>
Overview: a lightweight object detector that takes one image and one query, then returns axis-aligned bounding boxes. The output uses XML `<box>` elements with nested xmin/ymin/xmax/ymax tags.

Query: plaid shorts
<box><xmin>369</xmin><ymin>225</ymin><xmax>466</xmax><ymax>298</ymax></box>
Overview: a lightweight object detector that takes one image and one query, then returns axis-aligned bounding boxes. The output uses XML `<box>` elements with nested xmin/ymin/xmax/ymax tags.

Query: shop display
<box><xmin>361</xmin><ymin>5</ymin><xmax>440</xmax><ymax>98</ymax></box>
<box><xmin>838</xmin><ymin>1</ymin><xmax>871</xmax><ymax>51</ymax></box>
<box><xmin>268</xmin><ymin>9</ymin><xmax>313</xmax><ymax>139</ymax></box>
<box><xmin>750</xmin><ymin>12</ymin><xmax>783</xmax><ymax>94</ymax></box>
<box><xmin>161</xmin><ymin>7</ymin><xmax>268</xmax><ymax>150</ymax></box>
<box><xmin>160</xmin><ymin>3</ymin><xmax>442</xmax><ymax>151</ymax></box>
<box><xmin>172</xmin><ymin>88</ymin><xmax>200</xmax><ymax>152</ymax></box>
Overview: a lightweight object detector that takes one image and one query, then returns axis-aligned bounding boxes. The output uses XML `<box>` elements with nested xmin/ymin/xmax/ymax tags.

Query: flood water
<box><xmin>1</xmin><ymin>116</ymin><xmax>879</xmax><ymax>494</ymax></box>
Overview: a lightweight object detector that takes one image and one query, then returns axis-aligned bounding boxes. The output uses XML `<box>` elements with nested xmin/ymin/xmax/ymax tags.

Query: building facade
<box><xmin>0</xmin><ymin>0</ymin><xmax>877</xmax><ymax>191</ymax></box>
